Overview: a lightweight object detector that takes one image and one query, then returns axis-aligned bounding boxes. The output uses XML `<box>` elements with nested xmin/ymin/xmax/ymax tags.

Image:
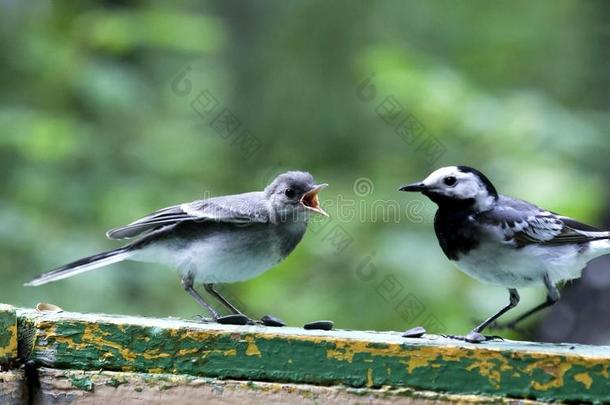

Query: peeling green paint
<box><xmin>32</xmin><ymin>367</ymin><xmax>548</xmax><ymax>404</ymax></box>
<box><xmin>0</xmin><ymin>305</ymin><xmax>17</xmax><ymax>365</ymax></box>
<box><xmin>13</xmin><ymin>309</ymin><xmax>610</xmax><ymax>402</ymax></box>
<box><xmin>106</xmin><ymin>376</ymin><xmax>128</xmax><ymax>388</ymax></box>
<box><xmin>70</xmin><ymin>375</ymin><xmax>94</xmax><ymax>391</ymax></box>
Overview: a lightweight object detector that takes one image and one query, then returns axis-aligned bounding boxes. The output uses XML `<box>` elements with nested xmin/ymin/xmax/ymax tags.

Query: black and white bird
<box><xmin>26</xmin><ymin>171</ymin><xmax>328</xmax><ymax>325</ymax></box>
<box><xmin>400</xmin><ymin>166</ymin><xmax>610</xmax><ymax>343</ymax></box>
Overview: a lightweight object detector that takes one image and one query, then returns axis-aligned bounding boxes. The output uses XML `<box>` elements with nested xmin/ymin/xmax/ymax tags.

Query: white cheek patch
<box><xmin>422</xmin><ymin>166</ymin><xmax>460</xmax><ymax>186</ymax></box>
<box><xmin>449</xmin><ymin>180</ymin><xmax>480</xmax><ymax>199</ymax></box>
<box><xmin>422</xmin><ymin>166</ymin><xmax>495</xmax><ymax>210</ymax></box>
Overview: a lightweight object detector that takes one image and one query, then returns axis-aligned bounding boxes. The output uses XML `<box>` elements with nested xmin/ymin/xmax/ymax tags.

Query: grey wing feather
<box><xmin>479</xmin><ymin>196</ymin><xmax>610</xmax><ymax>246</ymax></box>
<box><xmin>106</xmin><ymin>192</ymin><xmax>269</xmax><ymax>240</ymax></box>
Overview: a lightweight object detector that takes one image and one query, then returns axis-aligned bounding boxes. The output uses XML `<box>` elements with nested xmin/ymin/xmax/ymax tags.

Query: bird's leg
<box><xmin>204</xmin><ymin>284</ymin><xmax>243</xmax><ymax>314</ymax></box>
<box><xmin>204</xmin><ymin>284</ymin><xmax>285</xmax><ymax>327</ymax></box>
<box><xmin>469</xmin><ymin>288</ymin><xmax>520</xmax><ymax>342</ymax></box>
<box><xmin>204</xmin><ymin>284</ymin><xmax>255</xmax><ymax>326</ymax></box>
<box><xmin>489</xmin><ymin>274</ymin><xmax>559</xmax><ymax>331</ymax></box>
<box><xmin>448</xmin><ymin>289</ymin><xmax>520</xmax><ymax>343</ymax></box>
<box><xmin>181</xmin><ymin>275</ymin><xmax>220</xmax><ymax>321</ymax></box>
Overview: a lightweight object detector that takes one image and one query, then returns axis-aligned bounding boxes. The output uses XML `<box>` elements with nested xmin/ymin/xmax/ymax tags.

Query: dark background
<box><xmin>2</xmin><ymin>0</ymin><xmax>610</xmax><ymax>344</ymax></box>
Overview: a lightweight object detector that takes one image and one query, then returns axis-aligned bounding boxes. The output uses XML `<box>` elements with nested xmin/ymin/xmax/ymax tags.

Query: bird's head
<box><xmin>265</xmin><ymin>171</ymin><xmax>328</xmax><ymax>219</ymax></box>
<box><xmin>399</xmin><ymin>166</ymin><xmax>498</xmax><ymax>211</ymax></box>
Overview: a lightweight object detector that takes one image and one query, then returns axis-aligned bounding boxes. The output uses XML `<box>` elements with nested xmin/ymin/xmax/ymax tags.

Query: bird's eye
<box><xmin>443</xmin><ymin>176</ymin><xmax>457</xmax><ymax>186</ymax></box>
<box><xmin>284</xmin><ymin>189</ymin><xmax>296</xmax><ymax>198</ymax></box>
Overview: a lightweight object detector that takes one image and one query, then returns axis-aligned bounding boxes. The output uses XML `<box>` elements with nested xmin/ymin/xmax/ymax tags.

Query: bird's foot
<box><xmin>258</xmin><ymin>314</ymin><xmax>286</xmax><ymax>327</ymax></box>
<box><xmin>443</xmin><ymin>331</ymin><xmax>504</xmax><ymax>344</ymax></box>
<box><xmin>195</xmin><ymin>313</ymin><xmax>254</xmax><ymax>325</ymax></box>
<box><xmin>194</xmin><ymin>315</ymin><xmax>215</xmax><ymax>323</ymax></box>
<box><xmin>197</xmin><ymin>313</ymin><xmax>282</xmax><ymax>326</ymax></box>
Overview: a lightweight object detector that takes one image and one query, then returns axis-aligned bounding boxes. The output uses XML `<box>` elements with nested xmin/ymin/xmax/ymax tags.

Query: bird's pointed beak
<box><xmin>301</xmin><ymin>184</ymin><xmax>329</xmax><ymax>216</ymax></box>
<box><xmin>399</xmin><ymin>182</ymin><xmax>427</xmax><ymax>192</ymax></box>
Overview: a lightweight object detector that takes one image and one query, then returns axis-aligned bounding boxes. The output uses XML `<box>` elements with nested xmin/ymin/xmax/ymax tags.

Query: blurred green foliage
<box><xmin>1</xmin><ymin>0</ymin><xmax>610</xmax><ymax>341</ymax></box>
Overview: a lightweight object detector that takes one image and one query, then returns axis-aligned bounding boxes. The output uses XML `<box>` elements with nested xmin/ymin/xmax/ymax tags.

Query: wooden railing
<box><xmin>1</xmin><ymin>303</ymin><xmax>609</xmax><ymax>404</ymax></box>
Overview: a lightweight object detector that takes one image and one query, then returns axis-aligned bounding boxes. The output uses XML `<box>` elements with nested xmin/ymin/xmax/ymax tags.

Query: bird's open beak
<box><xmin>301</xmin><ymin>184</ymin><xmax>329</xmax><ymax>216</ymax></box>
<box><xmin>399</xmin><ymin>182</ymin><xmax>427</xmax><ymax>192</ymax></box>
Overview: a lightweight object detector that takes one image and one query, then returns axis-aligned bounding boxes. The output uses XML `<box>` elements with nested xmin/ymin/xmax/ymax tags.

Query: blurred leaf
<box><xmin>76</xmin><ymin>8</ymin><xmax>226</xmax><ymax>53</ymax></box>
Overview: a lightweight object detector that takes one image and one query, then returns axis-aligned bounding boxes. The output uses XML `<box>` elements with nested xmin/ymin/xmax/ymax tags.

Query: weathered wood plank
<box><xmin>32</xmin><ymin>367</ymin><xmax>548</xmax><ymax>404</ymax></box>
<box><xmin>0</xmin><ymin>304</ymin><xmax>17</xmax><ymax>366</ymax></box>
<box><xmin>0</xmin><ymin>370</ymin><xmax>27</xmax><ymax>405</ymax></box>
<box><xmin>15</xmin><ymin>309</ymin><xmax>610</xmax><ymax>402</ymax></box>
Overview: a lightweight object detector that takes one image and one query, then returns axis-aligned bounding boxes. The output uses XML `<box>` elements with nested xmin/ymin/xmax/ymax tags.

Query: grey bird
<box><xmin>26</xmin><ymin>171</ymin><xmax>328</xmax><ymax>325</ymax></box>
<box><xmin>400</xmin><ymin>166</ymin><xmax>610</xmax><ymax>343</ymax></box>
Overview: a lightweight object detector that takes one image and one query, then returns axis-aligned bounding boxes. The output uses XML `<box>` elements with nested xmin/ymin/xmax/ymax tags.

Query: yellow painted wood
<box><xmin>8</xmin><ymin>306</ymin><xmax>610</xmax><ymax>402</ymax></box>
<box><xmin>32</xmin><ymin>367</ymin><xmax>549</xmax><ymax>404</ymax></box>
<box><xmin>0</xmin><ymin>304</ymin><xmax>17</xmax><ymax>366</ymax></box>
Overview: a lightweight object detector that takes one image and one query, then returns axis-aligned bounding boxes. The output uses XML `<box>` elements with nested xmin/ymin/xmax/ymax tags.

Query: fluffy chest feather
<box><xmin>454</xmin><ymin>242</ymin><xmax>586</xmax><ymax>287</ymax></box>
<box><xmin>434</xmin><ymin>208</ymin><xmax>610</xmax><ymax>288</ymax></box>
<box><xmin>134</xmin><ymin>220</ymin><xmax>308</xmax><ymax>283</ymax></box>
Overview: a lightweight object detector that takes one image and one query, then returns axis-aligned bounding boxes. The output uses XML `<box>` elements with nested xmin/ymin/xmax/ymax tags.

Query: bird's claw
<box><xmin>194</xmin><ymin>314</ymin><xmax>254</xmax><ymax>325</ymax></box>
<box><xmin>197</xmin><ymin>313</ymin><xmax>283</xmax><ymax>326</ymax></box>
<box><xmin>194</xmin><ymin>315</ymin><xmax>215</xmax><ymax>323</ymax></box>
<box><xmin>465</xmin><ymin>331</ymin><xmax>504</xmax><ymax>343</ymax></box>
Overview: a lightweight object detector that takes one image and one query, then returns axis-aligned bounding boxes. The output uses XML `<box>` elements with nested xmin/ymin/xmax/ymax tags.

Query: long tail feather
<box><xmin>25</xmin><ymin>248</ymin><xmax>131</xmax><ymax>287</ymax></box>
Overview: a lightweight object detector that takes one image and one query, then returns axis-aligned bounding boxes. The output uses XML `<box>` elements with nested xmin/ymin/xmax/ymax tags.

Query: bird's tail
<box><xmin>25</xmin><ymin>247</ymin><xmax>132</xmax><ymax>287</ymax></box>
